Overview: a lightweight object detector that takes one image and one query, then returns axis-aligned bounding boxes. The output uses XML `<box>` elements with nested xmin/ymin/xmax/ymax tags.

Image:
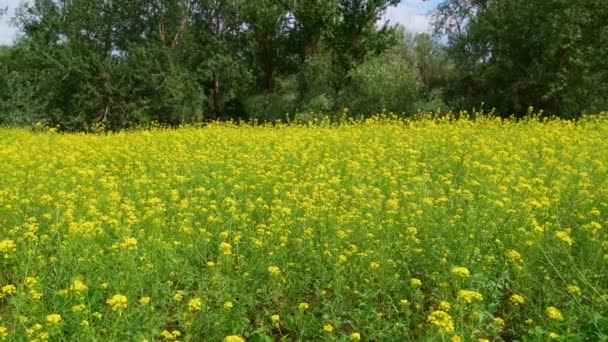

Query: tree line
<box><xmin>0</xmin><ymin>0</ymin><xmax>607</xmax><ymax>131</ymax></box>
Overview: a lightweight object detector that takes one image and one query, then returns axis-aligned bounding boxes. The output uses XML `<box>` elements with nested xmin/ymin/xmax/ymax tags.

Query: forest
<box><xmin>1</xmin><ymin>0</ymin><xmax>607</xmax><ymax>131</ymax></box>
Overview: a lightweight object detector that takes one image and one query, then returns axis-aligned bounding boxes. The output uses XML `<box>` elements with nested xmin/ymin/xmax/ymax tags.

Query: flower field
<box><xmin>1</xmin><ymin>116</ymin><xmax>607</xmax><ymax>341</ymax></box>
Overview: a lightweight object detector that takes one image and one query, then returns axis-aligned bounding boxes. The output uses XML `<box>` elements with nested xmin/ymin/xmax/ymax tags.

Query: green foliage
<box><xmin>345</xmin><ymin>48</ymin><xmax>421</xmax><ymax>116</ymax></box>
<box><xmin>433</xmin><ymin>0</ymin><xmax>608</xmax><ymax>118</ymax></box>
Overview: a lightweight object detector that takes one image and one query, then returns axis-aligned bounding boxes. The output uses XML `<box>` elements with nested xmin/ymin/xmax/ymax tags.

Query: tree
<box><xmin>432</xmin><ymin>0</ymin><xmax>608</xmax><ymax>117</ymax></box>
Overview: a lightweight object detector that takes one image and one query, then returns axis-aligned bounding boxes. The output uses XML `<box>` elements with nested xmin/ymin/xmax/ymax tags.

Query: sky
<box><xmin>0</xmin><ymin>0</ymin><xmax>440</xmax><ymax>45</ymax></box>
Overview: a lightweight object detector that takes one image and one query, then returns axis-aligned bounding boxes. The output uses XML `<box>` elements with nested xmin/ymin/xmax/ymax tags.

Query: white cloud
<box><xmin>0</xmin><ymin>0</ymin><xmax>21</xmax><ymax>45</ymax></box>
<box><xmin>383</xmin><ymin>3</ymin><xmax>433</xmax><ymax>34</ymax></box>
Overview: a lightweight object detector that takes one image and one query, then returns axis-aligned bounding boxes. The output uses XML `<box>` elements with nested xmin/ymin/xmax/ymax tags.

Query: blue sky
<box><xmin>0</xmin><ymin>0</ymin><xmax>441</xmax><ymax>45</ymax></box>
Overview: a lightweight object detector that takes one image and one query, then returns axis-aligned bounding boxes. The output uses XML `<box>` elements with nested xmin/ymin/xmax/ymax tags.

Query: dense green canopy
<box><xmin>1</xmin><ymin>0</ymin><xmax>607</xmax><ymax>130</ymax></box>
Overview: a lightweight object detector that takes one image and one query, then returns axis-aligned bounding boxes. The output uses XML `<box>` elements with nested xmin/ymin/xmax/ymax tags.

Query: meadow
<box><xmin>0</xmin><ymin>115</ymin><xmax>607</xmax><ymax>341</ymax></box>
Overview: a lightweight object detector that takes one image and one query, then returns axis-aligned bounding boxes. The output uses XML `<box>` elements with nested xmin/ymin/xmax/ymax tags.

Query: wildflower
<box><xmin>107</xmin><ymin>294</ymin><xmax>128</xmax><ymax>311</ymax></box>
<box><xmin>0</xmin><ymin>326</ymin><xmax>7</xmax><ymax>339</ymax></box>
<box><xmin>80</xmin><ymin>320</ymin><xmax>89</xmax><ymax>327</ymax></box>
<box><xmin>224</xmin><ymin>301</ymin><xmax>233</xmax><ymax>309</ymax></box>
<box><xmin>206</xmin><ymin>261</ymin><xmax>215</xmax><ymax>267</ymax></box>
<box><xmin>505</xmin><ymin>249</ymin><xmax>522</xmax><ymax>262</ymax></box>
<box><xmin>25</xmin><ymin>277</ymin><xmax>38</xmax><ymax>288</ymax></box>
<box><xmin>0</xmin><ymin>239</ymin><xmax>16</xmax><ymax>258</ymax></box>
<box><xmin>160</xmin><ymin>330</ymin><xmax>181</xmax><ymax>340</ymax></box>
<box><xmin>219</xmin><ymin>242</ymin><xmax>233</xmax><ymax>256</ymax></box>
<box><xmin>72</xmin><ymin>304</ymin><xmax>86</xmax><ymax>312</ymax></box>
<box><xmin>410</xmin><ymin>278</ymin><xmax>422</xmax><ymax>287</ymax></box>
<box><xmin>323</xmin><ymin>324</ymin><xmax>334</xmax><ymax>332</ymax></box>
<box><xmin>439</xmin><ymin>301</ymin><xmax>451</xmax><ymax>311</ymax></box>
<box><xmin>546</xmin><ymin>306</ymin><xmax>563</xmax><ymax>320</ymax></box>
<box><xmin>268</xmin><ymin>266</ymin><xmax>281</xmax><ymax>276</ymax></box>
<box><xmin>173</xmin><ymin>290</ymin><xmax>184</xmax><ymax>302</ymax></box>
<box><xmin>427</xmin><ymin>310</ymin><xmax>455</xmax><ymax>332</ymax></box>
<box><xmin>399</xmin><ymin>299</ymin><xmax>409</xmax><ymax>305</ymax></box>
<box><xmin>451</xmin><ymin>266</ymin><xmax>470</xmax><ymax>278</ymax></box>
<box><xmin>567</xmin><ymin>285</ymin><xmax>581</xmax><ymax>296</ymax></box>
<box><xmin>139</xmin><ymin>296</ymin><xmax>151</xmax><ymax>304</ymax></box>
<box><xmin>509</xmin><ymin>294</ymin><xmax>525</xmax><ymax>305</ymax></box>
<box><xmin>298</xmin><ymin>302</ymin><xmax>309</xmax><ymax>310</ymax></box>
<box><xmin>188</xmin><ymin>297</ymin><xmax>202</xmax><ymax>312</ymax></box>
<box><xmin>70</xmin><ymin>279</ymin><xmax>88</xmax><ymax>293</ymax></box>
<box><xmin>493</xmin><ymin>317</ymin><xmax>505</xmax><ymax>329</ymax></box>
<box><xmin>46</xmin><ymin>314</ymin><xmax>62</xmax><ymax>325</ymax></box>
<box><xmin>555</xmin><ymin>229</ymin><xmax>574</xmax><ymax>246</ymax></box>
<box><xmin>451</xmin><ymin>336</ymin><xmax>462</xmax><ymax>342</ymax></box>
<box><xmin>271</xmin><ymin>314</ymin><xmax>280</xmax><ymax>323</ymax></box>
<box><xmin>1</xmin><ymin>284</ymin><xmax>16</xmax><ymax>297</ymax></box>
<box><xmin>120</xmin><ymin>236</ymin><xmax>138</xmax><ymax>250</ymax></box>
<box><xmin>223</xmin><ymin>336</ymin><xmax>245</xmax><ymax>342</ymax></box>
<box><xmin>369</xmin><ymin>262</ymin><xmax>380</xmax><ymax>270</ymax></box>
<box><xmin>549</xmin><ymin>332</ymin><xmax>560</xmax><ymax>339</ymax></box>
<box><xmin>30</xmin><ymin>289</ymin><xmax>43</xmax><ymax>300</ymax></box>
<box><xmin>457</xmin><ymin>290</ymin><xmax>483</xmax><ymax>303</ymax></box>
<box><xmin>350</xmin><ymin>332</ymin><xmax>361</xmax><ymax>340</ymax></box>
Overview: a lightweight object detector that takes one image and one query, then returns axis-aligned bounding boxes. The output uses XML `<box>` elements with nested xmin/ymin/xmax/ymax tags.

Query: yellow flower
<box><xmin>70</xmin><ymin>279</ymin><xmax>88</xmax><ymax>293</ymax></box>
<box><xmin>555</xmin><ymin>229</ymin><xmax>574</xmax><ymax>246</ymax></box>
<box><xmin>549</xmin><ymin>332</ymin><xmax>560</xmax><ymax>339</ymax></box>
<box><xmin>410</xmin><ymin>278</ymin><xmax>422</xmax><ymax>287</ymax></box>
<box><xmin>298</xmin><ymin>302</ymin><xmax>309</xmax><ymax>310</ymax></box>
<box><xmin>25</xmin><ymin>277</ymin><xmax>38</xmax><ymax>288</ymax></box>
<box><xmin>188</xmin><ymin>297</ymin><xmax>202</xmax><ymax>312</ymax></box>
<box><xmin>546</xmin><ymin>306</ymin><xmax>563</xmax><ymax>320</ymax></box>
<box><xmin>160</xmin><ymin>330</ymin><xmax>181</xmax><ymax>340</ymax></box>
<box><xmin>0</xmin><ymin>239</ymin><xmax>16</xmax><ymax>258</ymax></box>
<box><xmin>567</xmin><ymin>285</ymin><xmax>581</xmax><ymax>296</ymax></box>
<box><xmin>350</xmin><ymin>332</ymin><xmax>361</xmax><ymax>340</ymax></box>
<box><xmin>509</xmin><ymin>294</ymin><xmax>525</xmax><ymax>305</ymax></box>
<box><xmin>72</xmin><ymin>304</ymin><xmax>86</xmax><ymax>312</ymax></box>
<box><xmin>173</xmin><ymin>290</ymin><xmax>184</xmax><ymax>302</ymax></box>
<box><xmin>439</xmin><ymin>301</ymin><xmax>451</xmax><ymax>311</ymax></box>
<box><xmin>268</xmin><ymin>266</ymin><xmax>281</xmax><ymax>276</ymax></box>
<box><xmin>224</xmin><ymin>301</ymin><xmax>233</xmax><ymax>309</ymax></box>
<box><xmin>120</xmin><ymin>236</ymin><xmax>138</xmax><ymax>250</ymax></box>
<box><xmin>139</xmin><ymin>296</ymin><xmax>151</xmax><ymax>304</ymax></box>
<box><xmin>46</xmin><ymin>314</ymin><xmax>62</xmax><ymax>325</ymax></box>
<box><xmin>106</xmin><ymin>294</ymin><xmax>128</xmax><ymax>311</ymax></box>
<box><xmin>30</xmin><ymin>289</ymin><xmax>43</xmax><ymax>300</ymax></box>
<box><xmin>271</xmin><ymin>314</ymin><xmax>280</xmax><ymax>323</ymax></box>
<box><xmin>219</xmin><ymin>242</ymin><xmax>233</xmax><ymax>256</ymax></box>
<box><xmin>457</xmin><ymin>290</ymin><xmax>483</xmax><ymax>303</ymax></box>
<box><xmin>369</xmin><ymin>262</ymin><xmax>380</xmax><ymax>270</ymax></box>
<box><xmin>493</xmin><ymin>317</ymin><xmax>505</xmax><ymax>329</ymax></box>
<box><xmin>451</xmin><ymin>336</ymin><xmax>462</xmax><ymax>342</ymax></box>
<box><xmin>427</xmin><ymin>310</ymin><xmax>454</xmax><ymax>332</ymax></box>
<box><xmin>223</xmin><ymin>336</ymin><xmax>245</xmax><ymax>342</ymax></box>
<box><xmin>451</xmin><ymin>266</ymin><xmax>470</xmax><ymax>278</ymax></box>
<box><xmin>1</xmin><ymin>284</ymin><xmax>16</xmax><ymax>297</ymax></box>
<box><xmin>206</xmin><ymin>261</ymin><xmax>216</xmax><ymax>267</ymax></box>
<box><xmin>505</xmin><ymin>249</ymin><xmax>522</xmax><ymax>262</ymax></box>
<box><xmin>323</xmin><ymin>324</ymin><xmax>334</xmax><ymax>333</ymax></box>
<box><xmin>0</xmin><ymin>326</ymin><xmax>8</xmax><ymax>339</ymax></box>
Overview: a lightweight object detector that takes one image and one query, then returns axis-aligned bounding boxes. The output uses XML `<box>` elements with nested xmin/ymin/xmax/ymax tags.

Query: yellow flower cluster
<box><xmin>106</xmin><ymin>294</ymin><xmax>128</xmax><ymax>311</ymax></box>
<box><xmin>0</xmin><ymin>115</ymin><xmax>606</xmax><ymax>340</ymax></box>
<box><xmin>457</xmin><ymin>290</ymin><xmax>484</xmax><ymax>304</ymax></box>
<box><xmin>427</xmin><ymin>310</ymin><xmax>455</xmax><ymax>332</ymax></box>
